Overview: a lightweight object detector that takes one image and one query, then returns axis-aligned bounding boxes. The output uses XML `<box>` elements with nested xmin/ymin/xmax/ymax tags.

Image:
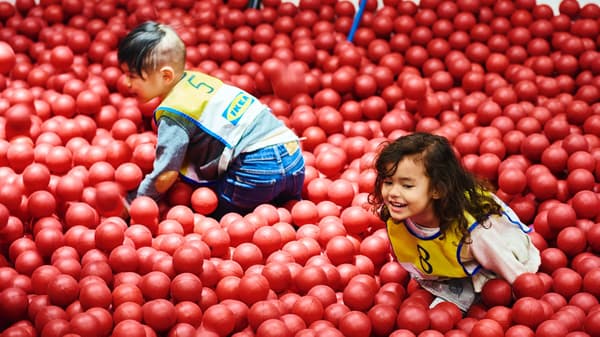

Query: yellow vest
<box><xmin>386</xmin><ymin>212</ymin><xmax>480</xmax><ymax>279</ymax></box>
<box><xmin>154</xmin><ymin>71</ymin><xmax>266</xmax><ymax>178</ymax></box>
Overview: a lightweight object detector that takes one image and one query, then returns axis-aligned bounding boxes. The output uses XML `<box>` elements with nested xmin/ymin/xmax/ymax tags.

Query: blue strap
<box><xmin>247</xmin><ymin>0</ymin><xmax>261</xmax><ymax>9</ymax></box>
<box><xmin>347</xmin><ymin>0</ymin><xmax>368</xmax><ymax>42</ymax></box>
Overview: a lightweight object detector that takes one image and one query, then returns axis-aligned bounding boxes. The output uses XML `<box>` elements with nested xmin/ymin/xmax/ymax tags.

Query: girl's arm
<box><xmin>469</xmin><ymin>214</ymin><xmax>541</xmax><ymax>286</ymax></box>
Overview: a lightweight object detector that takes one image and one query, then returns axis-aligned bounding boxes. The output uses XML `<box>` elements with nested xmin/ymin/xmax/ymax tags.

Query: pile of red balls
<box><xmin>0</xmin><ymin>0</ymin><xmax>599</xmax><ymax>336</ymax></box>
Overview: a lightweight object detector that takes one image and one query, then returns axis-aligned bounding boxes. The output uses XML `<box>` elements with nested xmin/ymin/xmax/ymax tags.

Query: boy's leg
<box><xmin>213</xmin><ymin>142</ymin><xmax>305</xmax><ymax>218</ymax></box>
<box><xmin>270</xmin><ymin>141</ymin><xmax>305</xmax><ymax>206</ymax></box>
<box><xmin>209</xmin><ymin>197</ymin><xmax>252</xmax><ymax>219</ymax></box>
<box><xmin>214</xmin><ymin>145</ymin><xmax>284</xmax><ymax>217</ymax></box>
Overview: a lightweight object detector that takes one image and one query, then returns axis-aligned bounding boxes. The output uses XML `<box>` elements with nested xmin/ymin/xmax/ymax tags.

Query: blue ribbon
<box><xmin>347</xmin><ymin>0</ymin><xmax>368</xmax><ymax>42</ymax></box>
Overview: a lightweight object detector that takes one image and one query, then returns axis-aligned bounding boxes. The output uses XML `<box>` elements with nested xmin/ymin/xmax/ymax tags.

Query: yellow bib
<box><xmin>387</xmin><ymin>212</ymin><xmax>478</xmax><ymax>279</ymax></box>
<box><xmin>153</xmin><ymin>71</ymin><xmax>267</xmax><ymax>179</ymax></box>
<box><xmin>155</xmin><ymin>71</ymin><xmax>223</xmax><ymax>122</ymax></box>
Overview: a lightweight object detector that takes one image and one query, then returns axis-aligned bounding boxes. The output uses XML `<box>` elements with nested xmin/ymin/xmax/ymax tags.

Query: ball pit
<box><xmin>0</xmin><ymin>0</ymin><xmax>599</xmax><ymax>336</ymax></box>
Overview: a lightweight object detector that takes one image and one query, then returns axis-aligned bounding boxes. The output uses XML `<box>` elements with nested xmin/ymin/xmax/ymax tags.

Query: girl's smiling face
<box><xmin>381</xmin><ymin>154</ymin><xmax>440</xmax><ymax>228</ymax></box>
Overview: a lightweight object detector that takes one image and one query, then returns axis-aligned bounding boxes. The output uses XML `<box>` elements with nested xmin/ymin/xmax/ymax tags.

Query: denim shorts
<box><xmin>213</xmin><ymin>141</ymin><xmax>305</xmax><ymax>217</ymax></box>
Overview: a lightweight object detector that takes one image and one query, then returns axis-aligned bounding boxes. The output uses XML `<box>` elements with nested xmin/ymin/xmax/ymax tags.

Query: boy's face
<box><xmin>121</xmin><ymin>64</ymin><xmax>168</xmax><ymax>102</ymax></box>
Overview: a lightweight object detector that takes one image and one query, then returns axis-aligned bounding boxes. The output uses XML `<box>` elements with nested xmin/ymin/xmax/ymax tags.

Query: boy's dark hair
<box><xmin>368</xmin><ymin>132</ymin><xmax>502</xmax><ymax>241</ymax></box>
<box><xmin>117</xmin><ymin>21</ymin><xmax>185</xmax><ymax>78</ymax></box>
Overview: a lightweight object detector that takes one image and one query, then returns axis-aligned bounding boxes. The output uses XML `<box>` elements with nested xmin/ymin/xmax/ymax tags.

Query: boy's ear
<box><xmin>159</xmin><ymin>65</ymin><xmax>176</xmax><ymax>83</ymax></box>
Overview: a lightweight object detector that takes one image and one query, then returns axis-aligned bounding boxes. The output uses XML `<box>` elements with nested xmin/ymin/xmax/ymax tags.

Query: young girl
<box><xmin>117</xmin><ymin>21</ymin><xmax>305</xmax><ymax>218</ymax></box>
<box><xmin>369</xmin><ymin>132</ymin><xmax>540</xmax><ymax>311</ymax></box>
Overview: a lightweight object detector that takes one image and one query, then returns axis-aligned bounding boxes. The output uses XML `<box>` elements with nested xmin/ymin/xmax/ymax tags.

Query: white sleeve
<box><xmin>470</xmin><ymin>214</ymin><xmax>541</xmax><ymax>285</ymax></box>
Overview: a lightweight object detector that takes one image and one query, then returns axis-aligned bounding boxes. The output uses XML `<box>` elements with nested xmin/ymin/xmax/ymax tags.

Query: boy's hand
<box><xmin>120</xmin><ymin>190</ymin><xmax>137</xmax><ymax>223</ymax></box>
<box><xmin>120</xmin><ymin>195</ymin><xmax>131</xmax><ymax>223</ymax></box>
<box><xmin>155</xmin><ymin>170</ymin><xmax>179</xmax><ymax>193</ymax></box>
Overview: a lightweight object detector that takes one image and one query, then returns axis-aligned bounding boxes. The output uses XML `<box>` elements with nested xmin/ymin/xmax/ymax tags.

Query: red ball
<box><xmin>470</xmin><ymin>318</ymin><xmax>504</xmax><ymax>337</ymax></box>
<box><xmin>237</xmin><ymin>273</ymin><xmax>270</xmax><ymax>306</ymax></box>
<box><xmin>94</xmin><ymin>220</ymin><xmax>125</xmax><ymax>253</ymax></box>
<box><xmin>50</xmin><ymin>46</ymin><xmax>74</xmax><ymax>70</ymax></box>
<box><xmin>94</xmin><ymin>181</ymin><xmax>125</xmax><ymax>216</ymax></box>
<box><xmin>512</xmin><ymin>297</ymin><xmax>546</xmax><ymax>329</ymax></box>
<box><xmin>504</xmin><ymin>324</ymin><xmax>535</xmax><ymax>337</ymax></box>
<box><xmin>535</xmin><ymin>319</ymin><xmax>569</xmax><ymax>337</ymax></box>
<box><xmin>556</xmin><ymin>227</ymin><xmax>588</xmax><ymax>257</ymax></box>
<box><xmin>129</xmin><ymin>196</ymin><xmax>159</xmax><ymax>230</ymax></box>
<box><xmin>498</xmin><ymin>168</ymin><xmax>527</xmax><ymax>195</ymax></box>
<box><xmin>338</xmin><ymin>310</ymin><xmax>372</xmax><ymax>337</ymax></box>
<box><xmin>139</xmin><ymin>271</ymin><xmax>171</xmax><ymax>300</ymax></box>
<box><xmin>172</xmin><ymin>244</ymin><xmax>205</xmax><ymax>276</ymax></box>
<box><xmin>481</xmin><ymin>278</ymin><xmax>513</xmax><ymax>307</ymax></box>
<box><xmin>79</xmin><ymin>280</ymin><xmax>112</xmax><ymax>311</ymax></box>
<box><xmin>142</xmin><ymin>299</ymin><xmax>177</xmax><ymax>333</ymax></box>
<box><xmin>0</xmin><ymin>41</ymin><xmax>16</xmax><ymax>74</ymax></box>
<box><xmin>325</xmin><ymin>236</ymin><xmax>355</xmax><ymax>266</ymax></box>
<box><xmin>69</xmin><ymin>312</ymin><xmax>100</xmax><ymax>337</ymax></box>
<box><xmin>0</xmin><ymin>287</ymin><xmax>28</xmax><ymax>323</ymax></box>
<box><xmin>46</xmin><ymin>274</ymin><xmax>79</xmax><ymax>308</ymax></box>
<box><xmin>540</xmin><ymin>248</ymin><xmax>568</xmax><ymax>274</ymax></box>
<box><xmin>272</xmin><ymin>62</ymin><xmax>307</xmax><ymax>100</ymax></box>
<box><xmin>396</xmin><ymin>304</ymin><xmax>430</xmax><ymax>334</ymax></box>
<box><xmin>513</xmin><ymin>272</ymin><xmax>546</xmax><ymax>299</ymax></box>
<box><xmin>402</xmin><ymin>75</ymin><xmax>427</xmax><ymax>100</ymax></box>
<box><xmin>584</xmin><ymin>309</ymin><xmax>600</xmax><ymax>336</ymax></box>
<box><xmin>255</xmin><ymin>318</ymin><xmax>292</xmax><ymax>337</ymax></box>
<box><xmin>170</xmin><ymin>273</ymin><xmax>203</xmax><ymax>303</ymax></box>
<box><xmin>571</xmin><ymin>191</ymin><xmax>600</xmax><ymax>220</ymax></box>
<box><xmin>203</xmin><ymin>303</ymin><xmax>236</xmax><ymax>336</ymax></box>
<box><xmin>291</xmin><ymin>200</ymin><xmax>319</xmax><ymax>226</ymax></box>
<box><xmin>191</xmin><ymin>187</ymin><xmax>218</xmax><ymax>215</ymax></box>
<box><xmin>552</xmin><ymin>267</ymin><xmax>583</xmax><ymax>300</ymax></box>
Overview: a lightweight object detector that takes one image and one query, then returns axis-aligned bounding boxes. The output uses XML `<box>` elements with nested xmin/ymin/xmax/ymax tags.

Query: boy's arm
<box><xmin>134</xmin><ymin>117</ymin><xmax>190</xmax><ymax>201</ymax></box>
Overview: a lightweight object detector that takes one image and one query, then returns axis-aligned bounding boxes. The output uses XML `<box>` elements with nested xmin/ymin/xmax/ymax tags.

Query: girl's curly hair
<box><xmin>368</xmin><ymin>132</ymin><xmax>502</xmax><ymax>242</ymax></box>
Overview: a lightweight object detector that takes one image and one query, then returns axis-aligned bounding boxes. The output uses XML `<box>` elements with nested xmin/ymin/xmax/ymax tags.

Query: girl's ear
<box><xmin>431</xmin><ymin>189</ymin><xmax>442</xmax><ymax>199</ymax></box>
